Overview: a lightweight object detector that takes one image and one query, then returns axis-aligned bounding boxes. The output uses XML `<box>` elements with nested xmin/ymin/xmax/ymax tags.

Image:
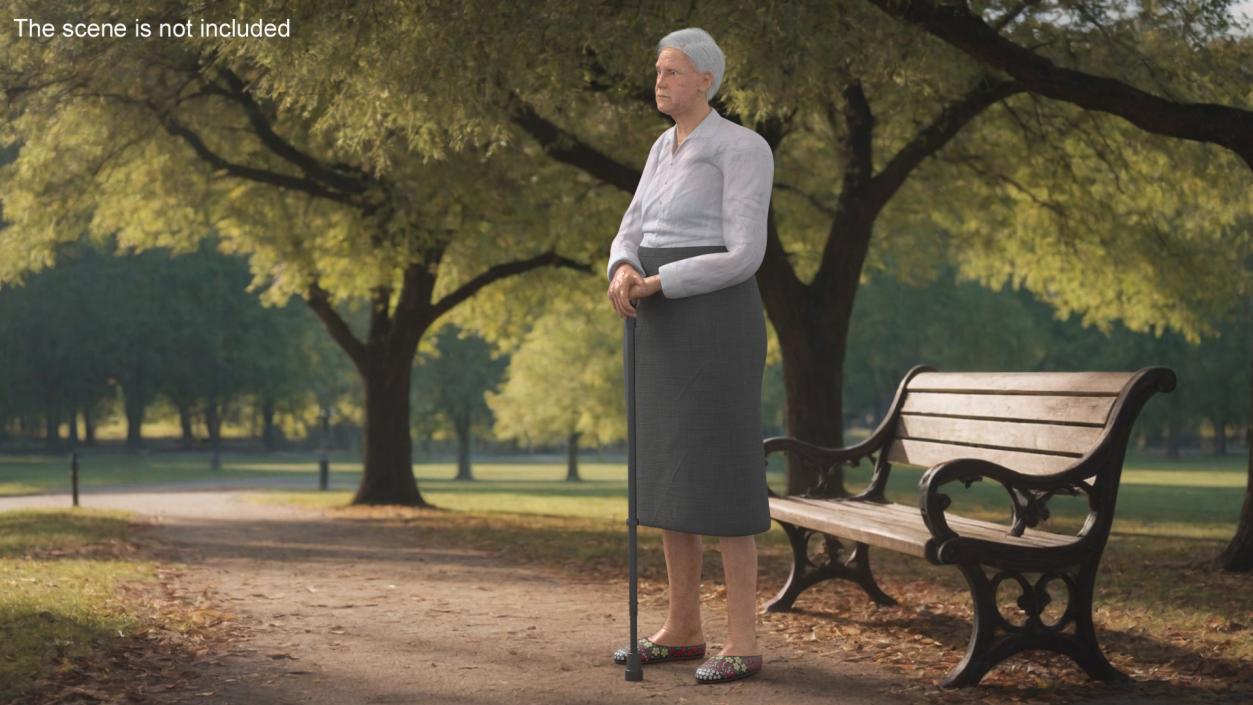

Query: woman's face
<box><xmin>655</xmin><ymin>47</ymin><xmax>711</xmax><ymax>116</ymax></box>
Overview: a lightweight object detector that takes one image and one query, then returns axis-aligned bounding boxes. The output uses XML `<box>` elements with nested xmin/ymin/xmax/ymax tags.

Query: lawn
<box><xmin>0</xmin><ymin>509</ymin><xmax>155</xmax><ymax>700</ymax></box>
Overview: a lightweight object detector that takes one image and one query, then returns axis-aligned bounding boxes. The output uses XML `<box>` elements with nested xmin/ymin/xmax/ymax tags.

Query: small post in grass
<box><xmin>318</xmin><ymin>408</ymin><xmax>331</xmax><ymax>491</ymax></box>
<box><xmin>70</xmin><ymin>451</ymin><xmax>79</xmax><ymax>507</ymax></box>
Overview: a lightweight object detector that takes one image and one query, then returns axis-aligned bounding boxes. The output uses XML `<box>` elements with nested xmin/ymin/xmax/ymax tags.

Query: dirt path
<box><xmin>3</xmin><ymin>486</ymin><xmax>1237</xmax><ymax>705</ymax></box>
<box><xmin>2</xmin><ymin>487</ymin><xmax>929</xmax><ymax>705</ymax></box>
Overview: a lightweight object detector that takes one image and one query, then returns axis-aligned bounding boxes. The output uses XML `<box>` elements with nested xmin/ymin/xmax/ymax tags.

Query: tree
<box><xmin>0</xmin><ymin>0</ymin><xmax>589</xmax><ymax>503</ymax></box>
<box><xmin>414</xmin><ymin>325</ymin><xmax>507</xmax><ymax>481</ymax></box>
<box><xmin>486</xmin><ymin>287</ymin><xmax>624</xmax><ymax>481</ymax></box>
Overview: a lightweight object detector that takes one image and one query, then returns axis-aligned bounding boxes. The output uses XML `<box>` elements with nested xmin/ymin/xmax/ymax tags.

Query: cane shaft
<box><xmin>624</xmin><ymin>309</ymin><xmax>643</xmax><ymax>681</ymax></box>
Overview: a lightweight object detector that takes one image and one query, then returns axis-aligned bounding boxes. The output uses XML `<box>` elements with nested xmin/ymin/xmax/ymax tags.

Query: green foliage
<box><xmin>484</xmin><ymin>282</ymin><xmax>622</xmax><ymax>447</ymax></box>
<box><xmin>412</xmin><ymin>323</ymin><xmax>507</xmax><ymax>441</ymax></box>
<box><xmin>0</xmin><ymin>240</ymin><xmax>344</xmax><ymax>444</ymax></box>
<box><xmin>928</xmin><ymin>99</ymin><xmax>1253</xmax><ymax>341</ymax></box>
<box><xmin>845</xmin><ymin>265</ymin><xmax>1250</xmax><ymax>443</ymax></box>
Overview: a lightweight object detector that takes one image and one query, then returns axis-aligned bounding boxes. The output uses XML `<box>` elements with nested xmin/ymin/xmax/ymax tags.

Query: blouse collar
<box><xmin>668</xmin><ymin>106</ymin><xmax>720</xmax><ymax>150</ymax></box>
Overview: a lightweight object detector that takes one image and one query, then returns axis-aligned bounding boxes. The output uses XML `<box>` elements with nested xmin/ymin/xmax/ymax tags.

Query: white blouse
<box><xmin>605</xmin><ymin>107</ymin><xmax>774</xmax><ymax>299</ymax></box>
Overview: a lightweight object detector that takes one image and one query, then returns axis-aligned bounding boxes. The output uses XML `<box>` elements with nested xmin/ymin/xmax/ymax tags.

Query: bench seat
<box><xmin>768</xmin><ymin>496</ymin><xmax>1079</xmax><ymax>561</ymax></box>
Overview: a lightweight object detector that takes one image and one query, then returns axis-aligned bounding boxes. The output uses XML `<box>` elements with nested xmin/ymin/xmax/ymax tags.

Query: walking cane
<box><xmin>624</xmin><ymin>302</ymin><xmax>644</xmax><ymax>682</ymax></box>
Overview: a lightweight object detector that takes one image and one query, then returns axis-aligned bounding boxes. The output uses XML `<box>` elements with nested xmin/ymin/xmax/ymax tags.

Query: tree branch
<box><xmin>775</xmin><ymin>181</ymin><xmax>837</xmax><ymax>219</ymax></box>
<box><xmin>865</xmin><ymin>0</ymin><xmax>1253</xmax><ymax>170</ymax></box>
<box><xmin>506</xmin><ymin>91</ymin><xmax>645</xmax><ymax>193</ymax></box>
<box><xmin>212</xmin><ymin>67</ymin><xmax>373</xmax><ymax>195</ymax></box>
<box><xmin>430</xmin><ymin>249</ymin><xmax>592</xmax><ymax>321</ymax></box>
<box><xmin>869</xmin><ymin>75</ymin><xmax>1025</xmax><ymax>207</ymax></box>
<box><xmin>145</xmin><ymin>98</ymin><xmax>356</xmax><ymax>204</ymax></box>
<box><xmin>989</xmin><ymin>0</ymin><xmax>1041</xmax><ymax>31</ymax></box>
<box><xmin>305</xmin><ymin>282</ymin><xmax>367</xmax><ymax>372</ymax></box>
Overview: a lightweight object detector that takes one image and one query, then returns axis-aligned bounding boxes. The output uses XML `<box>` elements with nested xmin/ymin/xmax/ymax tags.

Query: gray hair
<box><xmin>656</xmin><ymin>28</ymin><xmax>725</xmax><ymax>101</ymax></box>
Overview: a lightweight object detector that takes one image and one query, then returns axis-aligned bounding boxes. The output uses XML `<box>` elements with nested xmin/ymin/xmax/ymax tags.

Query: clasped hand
<box><xmin>607</xmin><ymin>264</ymin><xmax>661</xmax><ymax>319</ymax></box>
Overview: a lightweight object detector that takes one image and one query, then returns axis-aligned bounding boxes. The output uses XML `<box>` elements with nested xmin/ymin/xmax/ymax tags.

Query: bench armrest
<box><xmin>763</xmin><ymin>435</ymin><xmax>889</xmax><ymax>499</ymax></box>
<box><xmin>764</xmin><ymin>365</ymin><xmax>935</xmax><ymax>500</ymax></box>
<box><xmin>918</xmin><ymin>458</ymin><xmax>1095</xmax><ymax>563</ymax></box>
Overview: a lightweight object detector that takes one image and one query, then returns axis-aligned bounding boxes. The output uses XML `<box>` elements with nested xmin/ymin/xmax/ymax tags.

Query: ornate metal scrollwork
<box><xmin>765</xmin><ymin>523</ymin><xmax>897</xmax><ymax>611</ymax></box>
<box><xmin>1008</xmin><ymin>481</ymin><xmax>1093</xmax><ymax>536</ymax></box>
<box><xmin>799</xmin><ymin>451</ymin><xmax>877</xmax><ymax>499</ymax></box>
<box><xmin>945</xmin><ymin>560</ymin><xmax>1121</xmax><ymax>688</ymax></box>
<box><xmin>989</xmin><ymin>569</ymin><xmax>1076</xmax><ymax>633</ymax></box>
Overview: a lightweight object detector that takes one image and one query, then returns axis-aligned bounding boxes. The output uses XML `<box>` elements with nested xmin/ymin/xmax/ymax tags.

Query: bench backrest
<box><xmin>886</xmin><ymin>371</ymin><xmax>1146</xmax><ymax>476</ymax></box>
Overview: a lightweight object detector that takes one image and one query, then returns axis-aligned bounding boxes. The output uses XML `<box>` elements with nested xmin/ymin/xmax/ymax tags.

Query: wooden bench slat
<box><xmin>887</xmin><ymin>438</ymin><xmax>1078</xmax><ymax>475</ymax></box>
<box><xmin>907</xmin><ymin>371</ymin><xmax>1131</xmax><ymax>396</ymax></box>
<box><xmin>768</xmin><ymin>497</ymin><xmax>1078</xmax><ymax>559</ymax></box>
<box><xmin>901</xmin><ymin>392</ymin><xmax>1115</xmax><ymax>426</ymax></box>
<box><xmin>897</xmin><ymin>414</ymin><xmax>1104</xmax><ymax>455</ymax></box>
<box><xmin>769</xmin><ymin>498</ymin><xmax>933</xmax><ymax>558</ymax></box>
<box><xmin>786</xmin><ymin>498</ymin><xmax>1074</xmax><ymax>549</ymax></box>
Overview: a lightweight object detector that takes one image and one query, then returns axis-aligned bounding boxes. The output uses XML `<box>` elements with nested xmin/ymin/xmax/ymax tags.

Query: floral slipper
<box><xmin>694</xmin><ymin>654</ymin><xmax>763</xmax><ymax>683</ymax></box>
<box><xmin>612</xmin><ymin>637</ymin><xmax>706</xmax><ymax>664</ymax></box>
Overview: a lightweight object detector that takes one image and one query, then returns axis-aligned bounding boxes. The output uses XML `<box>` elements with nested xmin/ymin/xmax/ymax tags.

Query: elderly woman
<box><xmin>606</xmin><ymin>28</ymin><xmax>774</xmax><ymax>684</ymax></box>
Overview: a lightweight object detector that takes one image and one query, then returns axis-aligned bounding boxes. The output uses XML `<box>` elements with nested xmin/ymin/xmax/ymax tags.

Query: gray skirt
<box><xmin>626</xmin><ymin>245</ymin><xmax>770</xmax><ymax>537</ymax></box>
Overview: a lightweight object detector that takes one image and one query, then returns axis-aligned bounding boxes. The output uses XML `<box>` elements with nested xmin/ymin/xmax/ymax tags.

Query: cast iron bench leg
<box><xmin>764</xmin><ymin>520</ymin><xmax>897</xmax><ymax>612</ymax></box>
<box><xmin>944</xmin><ymin>561</ymin><xmax>1129</xmax><ymax>688</ymax></box>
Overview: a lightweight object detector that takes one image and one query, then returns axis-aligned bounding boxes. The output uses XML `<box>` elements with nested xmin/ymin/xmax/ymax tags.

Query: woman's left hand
<box><xmin>629</xmin><ymin>275</ymin><xmax>663</xmax><ymax>301</ymax></box>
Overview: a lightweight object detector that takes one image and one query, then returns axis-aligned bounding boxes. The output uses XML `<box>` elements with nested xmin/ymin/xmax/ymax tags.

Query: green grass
<box><xmin>0</xmin><ymin>508</ymin><xmax>157</xmax><ymax>701</ymax></box>
<box><xmin>244</xmin><ymin>451</ymin><xmax>1248</xmax><ymax>540</ymax></box>
<box><xmin>5</xmin><ymin>447</ymin><xmax>1243</xmax><ymax>542</ymax></box>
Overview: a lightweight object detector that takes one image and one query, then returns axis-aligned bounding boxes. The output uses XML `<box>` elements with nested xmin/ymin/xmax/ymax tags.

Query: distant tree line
<box><xmin>0</xmin><ymin>239</ymin><xmax>352</xmax><ymax>454</ymax></box>
<box><xmin>1</xmin><ymin>247</ymin><xmax>1246</xmax><ymax>463</ymax></box>
<box><xmin>843</xmin><ymin>264</ymin><xmax>1250</xmax><ymax>457</ymax></box>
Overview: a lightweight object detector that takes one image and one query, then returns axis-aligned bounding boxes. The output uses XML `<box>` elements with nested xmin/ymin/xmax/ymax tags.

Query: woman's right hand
<box><xmin>608</xmin><ymin>263</ymin><xmax>645</xmax><ymax>319</ymax></box>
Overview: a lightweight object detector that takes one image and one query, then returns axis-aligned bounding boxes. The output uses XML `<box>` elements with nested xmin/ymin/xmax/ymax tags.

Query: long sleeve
<box><xmin>606</xmin><ymin>136</ymin><xmax>663</xmax><ymax>281</ymax></box>
<box><xmin>656</xmin><ymin>137</ymin><xmax>773</xmax><ymax>299</ymax></box>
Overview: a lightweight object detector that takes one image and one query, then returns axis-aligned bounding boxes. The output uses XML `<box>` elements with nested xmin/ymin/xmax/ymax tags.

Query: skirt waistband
<box><xmin>637</xmin><ymin>245</ymin><xmax>727</xmax><ymax>267</ymax></box>
<box><xmin>638</xmin><ymin>245</ymin><xmax>727</xmax><ymax>253</ymax></box>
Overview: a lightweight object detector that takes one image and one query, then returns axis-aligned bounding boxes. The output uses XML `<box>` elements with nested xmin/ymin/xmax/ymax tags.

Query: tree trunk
<box><xmin>43</xmin><ymin>407</ymin><xmax>60</xmax><ymax>450</ymax></box>
<box><xmin>1166</xmin><ymin>422</ymin><xmax>1181</xmax><ymax>459</ymax></box>
<box><xmin>82</xmin><ymin>405</ymin><xmax>96</xmax><ymax>446</ymax></box>
<box><xmin>759</xmin><ymin>217</ymin><xmax>871</xmax><ymax>497</ymax></box>
<box><xmin>304</xmin><ymin>256</ymin><xmax>583</xmax><ymax>505</ymax></box>
<box><xmin>261</xmin><ymin>396</ymin><xmax>279</xmax><ymax>451</ymax></box>
<box><xmin>566</xmin><ymin>430</ymin><xmax>582</xmax><ymax>481</ymax></box>
<box><xmin>352</xmin><ymin>357</ymin><xmax>427</xmax><ymax>504</ymax></box>
<box><xmin>67</xmin><ymin>410</ymin><xmax>79</xmax><ymax>446</ymax></box>
<box><xmin>776</xmin><ymin>321</ymin><xmax>849</xmax><ymax>494</ymax></box>
<box><xmin>205</xmin><ymin>397</ymin><xmax>223</xmax><ymax>470</ymax></box>
<box><xmin>453</xmin><ymin>413</ymin><xmax>474</xmax><ymax>481</ymax></box>
<box><xmin>124</xmin><ymin>389</ymin><xmax>145</xmax><ymax>451</ymax></box>
<box><xmin>1217</xmin><ymin>348</ymin><xmax>1253</xmax><ymax>571</ymax></box>
<box><xmin>177</xmin><ymin>401</ymin><xmax>195</xmax><ymax>450</ymax></box>
<box><xmin>1214</xmin><ymin>418</ymin><xmax>1228</xmax><ymax>456</ymax></box>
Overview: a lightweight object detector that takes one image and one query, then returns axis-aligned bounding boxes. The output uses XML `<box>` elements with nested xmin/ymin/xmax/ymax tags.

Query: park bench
<box><xmin>762</xmin><ymin>365</ymin><xmax>1176</xmax><ymax>688</ymax></box>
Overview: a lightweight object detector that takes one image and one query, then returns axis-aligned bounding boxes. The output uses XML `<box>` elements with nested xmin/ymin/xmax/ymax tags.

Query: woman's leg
<box><xmin>716</xmin><ymin>534</ymin><xmax>759</xmax><ymax>656</ymax></box>
<box><xmin>649</xmin><ymin>528</ymin><xmax>705</xmax><ymax>645</ymax></box>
